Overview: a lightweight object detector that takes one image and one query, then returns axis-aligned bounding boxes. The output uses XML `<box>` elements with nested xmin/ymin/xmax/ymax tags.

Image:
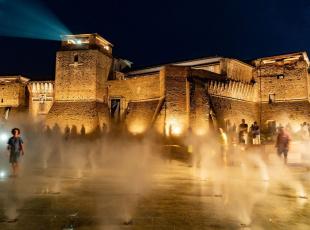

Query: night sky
<box><xmin>0</xmin><ymin>0</ymin><xmax>309</xmax><ymax>80</ymax></box>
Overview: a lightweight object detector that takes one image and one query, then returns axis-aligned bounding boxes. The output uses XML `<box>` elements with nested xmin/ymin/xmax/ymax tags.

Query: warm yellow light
<box><xmin>195</xmin><ymin>127</ymin><xmax>207</xmax><ymax>136</ymax></box>
<box><xmin>166</xmin><ymin>118</ymin><xmax>183</xmax><ymax>136</ymax></box>
<box><xmin>128</xmin><ymin>122</ymin><xmax>146</xmax><ymax>135</ymax></box>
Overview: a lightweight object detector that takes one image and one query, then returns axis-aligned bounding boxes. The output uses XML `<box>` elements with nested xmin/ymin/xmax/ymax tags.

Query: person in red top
<box><xmin>275</xmin><ymin>126</ymin><xmax>291</xmax><ymax>164</ymax></box>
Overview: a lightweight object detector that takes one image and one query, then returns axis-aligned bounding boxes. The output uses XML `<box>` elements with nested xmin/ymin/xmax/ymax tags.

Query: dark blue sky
<box><xmin>0</xmin><ymin>0</ymin><xmax>309</xmax><ymax>80</ymax></box>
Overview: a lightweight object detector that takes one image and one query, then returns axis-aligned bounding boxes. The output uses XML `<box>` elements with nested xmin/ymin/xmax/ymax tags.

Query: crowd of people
<box><xmin>2</xmin><ymin>118</ymin><xmax>299</xmax><ymax>177</ymax></box>
<box><xmin>186</xmin><ymin>119</ymin><xmax>294</xmax><ymax>168</ymax></box>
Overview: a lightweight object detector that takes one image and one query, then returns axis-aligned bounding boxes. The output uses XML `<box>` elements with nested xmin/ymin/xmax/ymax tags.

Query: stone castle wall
<box><xmin>2</xmin><ymin>35</ymin><xmax>310</xmax><ymax>138</ymax></box>
<box><xmin>0</xmin><ymin>79</ymin><xmax>28</xmax><ymax>107</ymax></box>
<box><xmin>107</xmin><ymin>73</ymin><xmax>161</xmax><ymax>101</ymax></box>
<box><xmin>28</xmin><ymin>81</ymin><xmax>54</xmax><ymax>118</ymax></box>
<box><xmin>54</xmin><ymin>50</ymin><xmax>112</xmax><ymax>101</ymax></box>
<box><xmin>221</xmin><ymin>59</ymin><xmax>253</xmax><ymax>83</ymax></box>
<box><xmin>210</xmin><ymin>96</ymin><xmax>259</xmax><ymax>129</ymax></box>
<box><xmin>254</xmin><ymin>59</ymin><xmax>309</xmax><ymax>102</ymax></box>
<box><xmin>261</xmin><ymin>101</ymin><xmax>310</xmax><ymax>130</ymax></box>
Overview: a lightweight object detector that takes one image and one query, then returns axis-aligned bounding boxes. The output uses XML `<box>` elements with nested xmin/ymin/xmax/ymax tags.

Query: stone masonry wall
<box><xmin>221</xmin><ymin>59</ymin><xmax>253</xmax><ymax>83</ymax></box>
<box><xmin>254</xmin><ymin>60</ymin><xmax>309</xmax><ymax>102</ymax></box>
<box><xmin>189</xmin><ymin>81</ymin><xmax>210</xmax><ymax>135</ymax></box>
<box><xmin>211</xmin><ymin>96</ymin><xmax>259</xmax><ymax>129</ymax></box>
<box><xmin>163</xmin><ymin>66</ymin><xmax>190</xmax><ymax>135</ymax></box>
<box><xmin>261</xmin><ymin>101</ymin><xmax>310</xmax><ymax>129</ymax></box>
<box><xmin>0</xmin><ymin>81</ymin><xmax>26</xmax><ymax>107</ymax></box>
<box><xmin>55</xmin><ymin>50</ymin><xmax>112</xmax><ymax>101</ymax></box>
<box><xmin>107</xmin><ymin>73</ymin><xmax>161</xmax><ymax>101</ymax></box>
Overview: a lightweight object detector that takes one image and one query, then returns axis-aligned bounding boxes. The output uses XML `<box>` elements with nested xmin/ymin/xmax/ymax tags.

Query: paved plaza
<box><xmin>0</xmin><ymin>149</ymin><xmax>310</xmax><ymax>230</ymax></box>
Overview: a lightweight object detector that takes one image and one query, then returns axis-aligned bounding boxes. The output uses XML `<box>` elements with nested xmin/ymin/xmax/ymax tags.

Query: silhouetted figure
<box><xmin>64</xmin><ymin>125</ymin><xmax>70</xmax><ymax>140</ymax></box>
<box><xmin>300</xmin><ymin>122</ymin><xmax>308</xmax><ymax>140</ymax></box>
<box><xmin>239</xmin><ymin>119</ymin><xmax>248</xmax><ymax>144</ymax></box>
<box><xmin>71</xmin><ymin>125</ymin><xmax>78</xmax><ymax>138</ymax></box>
<box><xmin>276</xmin><ymin>127</ymin><xmax>291</xmax><ymax>164</ymax></box>
<box><xmin>80</xmin><ymin>125</ymin><xmax>86</xmax><ymax>136</ymax></box>
<box><xmin>52</xmin><ymin>124</ymin><xmax>61</xmax><ymax>137</ymax></box>
<box><xmin>7</xmin><ymin>128</ymin><xmax>24</xmax><ymax>177</ymax></box>
<box><xmin>250</xmin><ymin>121</ymin><xmax>260</xmax><ymax>144</ymax></box>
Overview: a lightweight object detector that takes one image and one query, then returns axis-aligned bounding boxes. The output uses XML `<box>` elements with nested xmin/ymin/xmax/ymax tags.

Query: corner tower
<box><xmin>46</xmin><ymin>34</ymin><xmax>113</xmax><ymax>133</ymax></box>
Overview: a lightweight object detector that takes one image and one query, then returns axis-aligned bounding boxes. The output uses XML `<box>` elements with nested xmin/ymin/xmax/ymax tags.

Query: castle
<box><xmin>1</xmin><ymin>33</ymin><xmax>309</xmax><ymax>136</ymax></box>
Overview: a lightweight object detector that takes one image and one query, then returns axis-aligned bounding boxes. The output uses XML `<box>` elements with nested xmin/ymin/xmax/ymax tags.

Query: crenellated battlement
<box><xmin>207</xmin><ymin>80</ymin><xmax>257</xmax><ymax>102</ymax></box>
<box><xmin>28</xmin><ymin>81</ymin><xmax>54</xmax><ymax>94</ymax></box>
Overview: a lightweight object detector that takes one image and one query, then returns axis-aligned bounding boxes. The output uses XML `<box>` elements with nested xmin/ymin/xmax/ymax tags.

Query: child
<box><xmin>7</xmin><ymin>128</ymin><xmax>24</xmax><ymax>177</ymax></box>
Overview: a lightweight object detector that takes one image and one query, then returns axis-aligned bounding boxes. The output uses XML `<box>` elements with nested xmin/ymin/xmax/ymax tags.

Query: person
<box><xmin>250</xmin><ymin>121</ymin><xmax>260</xmax><ymax>144</ymax></box>
<box><xmin>219</xmin><ymin>128</ymin><xmax>228</xmax><ymax>166</ymax></box>
<box><xmin>275</xmin><ymin>126</ymin><xmax>291</xmax><ymax>164</ymax></box>
<box><xmin>7</xmin><ymin>128</ymin><xmax>24</xmax><ymax>177</ymax></box>
<box><xmin>300</xmin><ymin>122</ymin><xmax>308</xmax><ymax>140</ymax></box>
<box><xmin>239</xmin><ymin>119</ymin><xmax>248</xmax><ymax>144</ymax></box>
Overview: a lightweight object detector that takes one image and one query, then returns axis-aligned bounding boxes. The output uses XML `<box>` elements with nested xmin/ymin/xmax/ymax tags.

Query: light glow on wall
<box><xmin>166</xmin><ymin>118</ymin><xmax>184</xmax><ymax>136</ymax></box>
<box><xmin>194</xmin><ymin>127</ymin><xmax>207</xmax><ymax>136</ymax></box>
<box><xmin>128</xmin><ymin>121</ymin><xmax>147</xmax><ymax>135</ymax></box>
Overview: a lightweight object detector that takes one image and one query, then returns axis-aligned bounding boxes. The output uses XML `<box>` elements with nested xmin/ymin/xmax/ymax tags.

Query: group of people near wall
<box><xmin>224</xmin><ymin>119</ymin><xmax>261</xmax><ymax>145</ymax></box>
<box><xmin>205</xmin><ymin>119</ymin><xmax>292</xmax><ymax>167</ymax></box>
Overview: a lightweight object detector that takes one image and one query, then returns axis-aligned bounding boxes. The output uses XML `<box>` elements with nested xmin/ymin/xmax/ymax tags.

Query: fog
<box><xmin>0</xmin><ymin>115</ymin><xmax>309</xmax><ymax>229</ymax></box>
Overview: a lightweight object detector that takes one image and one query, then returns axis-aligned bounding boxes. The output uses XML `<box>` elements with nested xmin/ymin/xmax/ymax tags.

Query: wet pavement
<box><xmin>0</xmin><ymin>160</ymin><xmax>310</xmax><ymax>230</ymax></box>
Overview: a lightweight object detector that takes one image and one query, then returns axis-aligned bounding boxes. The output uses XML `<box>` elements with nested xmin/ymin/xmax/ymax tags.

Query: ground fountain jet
<box><xmin>0</xmin><ymin>0</ymin><xmax>70</xmax><ymax>40</ymax></box>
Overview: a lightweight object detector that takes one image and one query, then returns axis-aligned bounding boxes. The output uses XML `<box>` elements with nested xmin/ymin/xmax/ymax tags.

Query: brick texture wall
<box><xmin>211</xmin><ymin>96</ymin><xmax>259</xmax><ymax>129</ymax></box>
<box><xmin>55</xmin><ymin>50</ymin><xmax>112</xmax><ymax>101</ymax></box>
<box><xmin>254</xmin><ymin>60</ymin><xmax>309</xmax><ymax>102</ymax></box>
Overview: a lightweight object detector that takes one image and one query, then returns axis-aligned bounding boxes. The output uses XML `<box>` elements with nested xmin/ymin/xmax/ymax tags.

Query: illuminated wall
<box><xmin>162</xmin><ymin>66</ymin><xmax>190</xmax><ymax>136</ymax></box>
<box><xmin>28</xmin><ymin>81</ymin><xmax>54</xmax><ymax>118</ymax></box>
<box><xmin>253</xmin><ymin>52</ymin><xmax>310</xmax><ymax>127</ymax></box>
<box><xmin>0</xmin><ymin>76</ymin><xmax>29</xmax><ymax>108</ymax></box>
<box><xmin>46</xmin><ymin>34</ymin><xmax>112</xmax><ymax>133</ymax></box>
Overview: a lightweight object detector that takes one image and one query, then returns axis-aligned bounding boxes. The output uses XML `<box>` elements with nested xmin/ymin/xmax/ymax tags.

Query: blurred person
<box><xmin>219</xmin><ymin>128</ymin><xmax>228</xmax><ymax>166</ymax></box>
<box><xmin>275</xmin><ymin>126</ymin><xmax>291</xmax><ymax>165</ymax></box>
<box><xmin>185</xmin><ymin>127</ymin><xmax>197</xmax><ymax>167</ymax></box>
<box><xmin>238</xmin><ymin>119</ymin><xmax>248</xmax><ymax>144</ymax></box>
<box><xmin>300</xmin><ymin>122</ymin><xmax>308</xmax><ymax>140</ymax></box>
<box><xmin>7</xmin><ymin>128</ymin><xmax>24</xmax><ymax>177</ymax></box>
<box><xmin>250</xmin><ymin>121</ymin><xmax>260</xmax><ymax>145</ymax></box>
<box><xmin>285</xmin><ymin>123</ymin><xmax>292</xmax><ymax>135</ymax></box>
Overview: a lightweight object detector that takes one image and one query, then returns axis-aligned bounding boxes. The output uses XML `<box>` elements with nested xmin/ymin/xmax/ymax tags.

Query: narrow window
<box><xmin>110</xmin><ymin>99</ymin><xmax>121</xmax><ymax>123</ymax></box>
<box><xmin>74</xmin><ymin>54</ymin><xmax>79</xmax><ymax>63</ymax></box>
<box><xmin>1</xmin><ymin>99</ymin><xmax>3</xmax><ymax>103</ymax></box>
<box><xmin>269</xmin><ymin>94</ymin><xmax>275</xmax><ymax>104</ymax></box>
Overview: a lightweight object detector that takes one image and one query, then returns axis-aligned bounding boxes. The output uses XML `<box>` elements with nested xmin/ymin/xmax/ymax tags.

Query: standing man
<box><xmin>275</xmin><ymin>126</ymin><xmax>291</xmax><ymax>164</ymax></box>
<box><xmin>239</xmin><ymin>119</ymin><xmax>248</xmax><ymax>144</ymax></box>
<box><xmin>7</xmin><ymin>128</ymin><xmax>24</xmax><ymax>177</ymax></box>
<box><xmin>251</xmin><ymin>121</ymin><xmax>260</xmax><ymax>145</ymax></box>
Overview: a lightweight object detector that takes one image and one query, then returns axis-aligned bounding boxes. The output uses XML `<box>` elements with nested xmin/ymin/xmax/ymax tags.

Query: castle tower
<box><xmin>46</xmin><ymin>34</ymin><xmax>113</xmax><ymax>133</ymax></box>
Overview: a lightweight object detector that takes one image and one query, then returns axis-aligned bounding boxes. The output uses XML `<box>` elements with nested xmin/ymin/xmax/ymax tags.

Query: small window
<box><xmin>1</xmin><ymin>99</ymin><xmax>3</xmax><ymax>103</ymax></box>
<box><xmin>74</xmin><ymin>54</ymin><xmax>79</xmax><ymax>63</ymax></box>
<box><xmin>277</xmin><ymin>74</ymin><xmax>284</xmax><ymax>79</ymax></box>
<box><xmin>269</xmin><ymin>94</ymin><xmax>275</xmax><ymax>104</ymax></box>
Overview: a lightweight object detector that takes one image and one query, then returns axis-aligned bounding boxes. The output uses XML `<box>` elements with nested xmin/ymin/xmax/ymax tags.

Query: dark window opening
<box><xmin>277</xmin><ymin>74</ymin><xmax>284</xmax><ymax>79</ymax></box>
<box><xmin>74</xmin><ymin>54</ymin><xmax>79</xmax><ymax>63</ymax></box>
<box><xmin>111</xmin><ymin>99</ymin><xmax>120</xmax><ymax>123</ymax></box>
<box><xmin>1</xmin><ymin>98</ymin><xmax>3</xmax><ymax>103</ymax></box>
<box><xmin>269</xmin><ymin>94</ymin><xmax>275</xmax><ymax>104</ymax></box>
